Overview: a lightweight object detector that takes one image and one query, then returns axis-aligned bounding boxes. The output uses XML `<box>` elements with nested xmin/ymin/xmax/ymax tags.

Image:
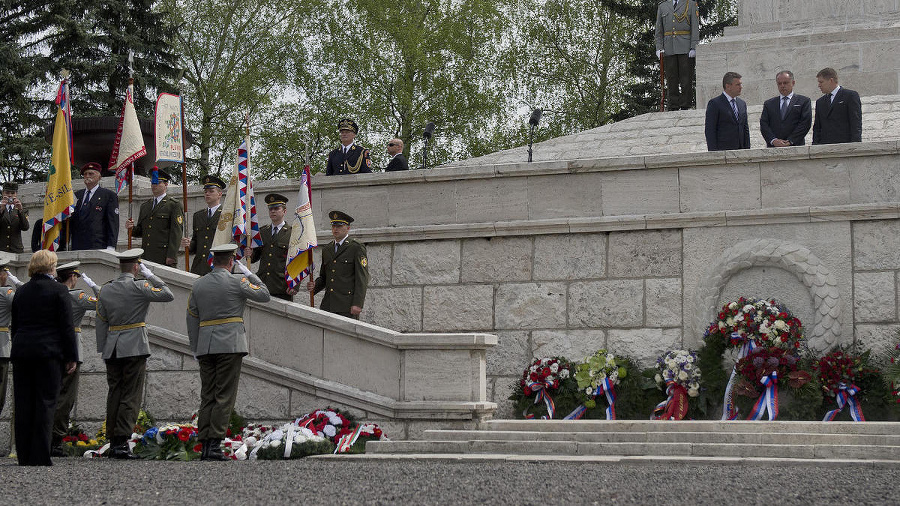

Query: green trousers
<box><xmin>105</xmin><ymin>356</ymin><xmax>147</xmax><ymax>438</ymax></box>
<box><xmin>198</xmin><ymin>354</ymin><xmax>243</xmax><ymax>440</ymax></box>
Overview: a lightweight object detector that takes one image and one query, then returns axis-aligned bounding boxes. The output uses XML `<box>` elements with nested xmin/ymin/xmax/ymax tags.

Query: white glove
<box><xmin>6</xmin><ymin>273</ymin><xmax>20</xmax><ymax>286</ymax></box>
<box><xmin>235</xmin><ymin>261</ymin><xmax>252</xmax><ymax>276</ymax></box>
<box><xmin>81</xmin><ymin>272</ymin><xmax>97</xmax><ymax>289</ymax></box>
<box><xmin>139</xmin><ymin>262</ymin><xmax>153</xmax><ymax>278</ymax></box>
<box><xmin>688</xmin><ymin>49</ymin><xmax>696</xmax><ymax>58</ymax></box>
<box><xmin>656</xmin><ymin>49</ymin><xmax>663</xmax><ymax>59</ymax></box>
<box><xmin>105</xmin><ymin>246</ymin><xmax>115</xmax><ymax>251</ymax></box>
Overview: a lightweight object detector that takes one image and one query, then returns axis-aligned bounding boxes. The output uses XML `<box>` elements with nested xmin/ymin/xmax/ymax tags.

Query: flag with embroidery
<box><xmin>286</xmin><ymin>165</ymin><xmax>317</xmax><ymax>291</ymax></box>
<box><xmin>110</xmin><ymin>81</ymin><xmax>147</xmax><ymax>193</ymax></box>
<box><xmin>208</xmin><ymin>135</ymin><xmax>262</xmax><ymax>266</ymax></box>
<box><xmin>41</xmin><ymin>79</ymin><xmax>76</xmax><ymax>251</ymax></box>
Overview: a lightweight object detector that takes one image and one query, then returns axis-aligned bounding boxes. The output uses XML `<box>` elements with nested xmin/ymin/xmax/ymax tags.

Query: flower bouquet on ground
<box><xmin>134</xmin><ymin>423</ymin><xmax>202</xmax><ymax>461</ymax></box>
<box><xmin>815</xmin><ymin>347</ymin><xmax>897</xmax><ymax>421</ymax></box>
<box><xmin>731</xmin><ymin>347</ymin><xmax>817</xmax><ymax>420</ymax></box>
<box><xmin>60</xmin><ymin>421</ymin><xmax>104</xmax><ymax>457</ymax></box>
<box><xmin>572</xmin><ymin>349</ymin><xmax>629</xmax><ymax>420</ymax></box>
<box><xmin>509</xmin><ymin>357</ymin><xmax>579</xmax><ymax>419</ymax></box>
<box><xmin>652</xmin><ymin>350</ymin><xmax>701</xmax><ymax>420</ymax></box>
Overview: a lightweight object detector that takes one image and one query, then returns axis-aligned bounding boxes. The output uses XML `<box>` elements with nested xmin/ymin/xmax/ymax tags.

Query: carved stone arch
<box><xmin>693</xmin><ymin>238</ymin><xmax>842</xmax><ymax>352</ymax></box>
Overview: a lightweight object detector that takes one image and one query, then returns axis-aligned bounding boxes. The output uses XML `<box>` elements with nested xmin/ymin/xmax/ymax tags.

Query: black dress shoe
<box><xmin>202</xmin><ymin>439</ymin><xmax>228</xmax><ymax>461</ymax></box>
<box><xmin>109</xmin><ymin>444</ymin><xmax>139</xmax><ymax>460</ymax></box>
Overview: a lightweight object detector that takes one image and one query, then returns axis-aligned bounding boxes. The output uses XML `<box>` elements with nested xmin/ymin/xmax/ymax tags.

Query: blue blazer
<box><xmin>760</xmin><ymin>94</ymin><xmax>812</xmax><ymax>147</ymax></box>
<box><xmin>812</xmin><ymin>87</ymin><xmax>862</xmax><ymax>145</ymax></box>
<box><xmin>705</xmin><ymin>93</ymin><xmax>750</xmax><ymax>151</ymax></box>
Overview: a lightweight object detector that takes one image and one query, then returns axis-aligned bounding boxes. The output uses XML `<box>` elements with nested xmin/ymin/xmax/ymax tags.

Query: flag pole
<box><xmin>244</xmin><ymin>113</ymin><xmax>251</xmax><ymax>269</ymax></box>
<box><xmin>127</xmin><ymin>162</ymin><xmax>133</xmax><ymax>249</ymax></box>
<box><xmin>180</xmin><ymin>95</ymin><xmax>189</xmax><ymax>271</ymax></box>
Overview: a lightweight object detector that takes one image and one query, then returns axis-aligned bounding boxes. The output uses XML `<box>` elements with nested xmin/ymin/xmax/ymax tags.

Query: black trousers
<box><xmin>105</xmin><ymin>356</ymin><xmax>147</xmax><ymax>439</ymax></box>
<box><xmin>13</xmin><ymin>358</ymin><xmax>63</xmax><ymax>466</ymax></box>
<box><xmin>665</xmin><ymin>53</ymin><xmax>695</xmax><ymax>110</ymax></box>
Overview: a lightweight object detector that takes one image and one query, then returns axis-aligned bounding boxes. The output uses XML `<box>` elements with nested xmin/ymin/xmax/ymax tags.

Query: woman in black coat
<box><xmin>10</xmin><ymin>250</ymin><xmax>77</xmax><ymax>466</ymax></box>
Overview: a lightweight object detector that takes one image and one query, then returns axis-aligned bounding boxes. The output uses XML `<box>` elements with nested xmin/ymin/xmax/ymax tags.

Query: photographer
<box><xmin>0</xmin><ymin>182</ymin><xmax>29</xmax><ymax>254</ymax></box>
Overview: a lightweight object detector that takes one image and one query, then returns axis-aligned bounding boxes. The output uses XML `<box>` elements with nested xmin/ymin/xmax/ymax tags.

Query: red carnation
<box><xmin>193</xmin><ymin>443</ymin><xmax>203</xmax><ymax>453</ymax></box>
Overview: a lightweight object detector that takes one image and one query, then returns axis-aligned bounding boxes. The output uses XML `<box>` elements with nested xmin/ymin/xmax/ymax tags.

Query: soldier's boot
<box><xmin>109</xmin><ymin>436</ymin><xmax>138</xmax><ymax>460</ymax></box>
<box><xmin>203</xmin><ymin>439</ymin><xmax>228</xmax><ymax>461</ymax></box>
<box><xmin>199</xmin><ymin>439</ymin><xmax>208</xmax><ymax>459</ymax></box>
<box><xmin>50</xmin><ymin>436</ymin><xmax>65</xmax><ymax>457</ymax></box>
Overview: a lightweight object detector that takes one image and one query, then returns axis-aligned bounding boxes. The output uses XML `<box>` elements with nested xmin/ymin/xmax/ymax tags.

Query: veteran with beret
<box><xmin>70</xmin><ymin>162</ymin><xmax>119</xmax><ymax>251</ymax></box>
<box><xmin>0</xmin><ymin>258</ymin><xmax>23</xmax><ymax>419</ymax></box>
<box><xmin>0</xmin><ymin>182</ymin><xmax>29</xmax><ymax>254</ymax></box>
<box><xmin>308</xmin><ymin>211</ymin><xmax>369</xmax><ymax>319</ymax></box>
<box><xmin>188</xmin><ymin>244</ymin><xmax>270</xmax><ymax>460</ymax></box>
<box><xmin>50</xmin><ymin>262</ymin><xmax>100</xmax><ymax>456</ymax></box>
<box><xmin>95</xmin><ymin>249</ymin><xmax>174</xmax><ymax>459</ymax></box>
<box><xmin>250</xmin><ymin>193</ymin><xmax>294</xmax><ymax>301</ymax></box>
<box><xmin>325</xmin><ymin>119</ymin><xmax>373</xmax><ymax>176</ymax></box>
<box><xmin>126</xmin><ymin>169</ymin><xmax>184</xmax><ymax>267</ymax></box>
<box><xmin>181</xmin><ymin>174</ymin><xmax>226</xmax><ymax>276</ymax></box>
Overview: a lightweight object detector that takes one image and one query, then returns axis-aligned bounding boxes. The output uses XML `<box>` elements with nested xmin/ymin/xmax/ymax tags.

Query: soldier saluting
<box><xmin>325</xmin><ymin>119</ymin><xmax>372</xmax><ymax>175</ymax></box>
<box><xmin>307</xmin><ymin>211</ymin><xmax>369</xmax><ymax>319</ymax></box>
<box><xmin>181</xmin><ymin>174</ymin><xmax>226</xmax><ymax>276</ymax></box>
<box><xmin>95</xmin><ymin>249</ymin><xmax>174</xmax><ymax>459</ymax></box>
<box><xmin>126</xmin><ymin>168</ymin><xmax>185</xmax><ymax>267</ymax></box>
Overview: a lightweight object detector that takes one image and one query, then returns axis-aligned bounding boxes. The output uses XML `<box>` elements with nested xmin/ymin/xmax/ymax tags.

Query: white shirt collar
<box><xmin>781</xmin><ymin>92</ymin><xmax>794</xmax><ymax>100</ymax></box>
<box><xmin>336</xmin><ymin>233</ymin><xmax>349</xmax><ymax>246</ymax></box>
<box><xmin>722</xmin><ymin>91</ymin><xmax>738</xmax><ymax>102</ymax></box>
<box><xmin>831</xmin><ymin>85</ymin><xmax>841</xmax><ymax>99</ymax></box>
<box><xmin>208</xmin><ymin>204</ymin><xmax>221</xmax><ymax>214</ymax></box>
<box><xmin>155</xmin><ymin>193</ymin><xmax>167</xmax><ymax>202</ymax></box>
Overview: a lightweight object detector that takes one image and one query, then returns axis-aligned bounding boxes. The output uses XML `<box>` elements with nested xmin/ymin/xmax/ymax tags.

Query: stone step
<box><xmin>481</xmin><ymin>419</ymin><xmax>900</xmax><ymax>435</ymax></box>
<box><xmin>423</xmin><ymin>429</ymin><xmax>900</xmax><ymax>446</ymax></box>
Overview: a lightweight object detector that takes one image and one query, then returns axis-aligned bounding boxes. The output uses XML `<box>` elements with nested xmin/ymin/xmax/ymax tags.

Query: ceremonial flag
<box><xmin>208</xmin><ymin>135</ymin><xmax>262</xmax><ymax>265</ymax></box>
<box><xmin>110</xmin><ymin>80</ymin><xmax>146</xmax><ymax>193</ymax></box>
<box><xmin>41</xmin><ymin>80</ymin><xmax>77</xmax><ymax>251</ymax></box>
<box><xmin>154</xmin><ymin>93</ymin><xmax>184</xmax><ymax>163</ymax></box>
<box><xmin>286</xmin><ymin>165</ymin><xmax>317</xmax><ymax>291</ymax></box>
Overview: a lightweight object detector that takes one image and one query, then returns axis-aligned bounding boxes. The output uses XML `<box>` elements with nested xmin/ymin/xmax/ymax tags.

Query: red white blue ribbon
<box><xmin>522</xmin><ymin>380</ymin><xmax>556</xmax><ymax>419</ymax></box>
<box><xmin>595</xmin><ymin>378</ymin><xmax>617</xmax><ymax>420</ymax></box>
<box><xmin>722</xmin><ymin>334</ymin><xmax>757</xmax><ymax>420</ymax></box>
<box><xmin>823</xmin><ymin>383</ymin><xmax>866</xmax><ymax>422</ymax></box>
<box><xmin>652</xmin><ymin>382</ymin><xmax>689</xmax><ymax>420</ymax></box>
<box><xmin>746</xmin><ymin>371</ymin><xmax>779</xmax><ymax>421</ymax></box>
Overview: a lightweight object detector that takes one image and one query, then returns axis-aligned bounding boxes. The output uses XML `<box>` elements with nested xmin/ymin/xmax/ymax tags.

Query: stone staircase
<box><xmin>366</xmin><ymin>420</ymin><xmax>900</xmax><ymax>461</ymax></box>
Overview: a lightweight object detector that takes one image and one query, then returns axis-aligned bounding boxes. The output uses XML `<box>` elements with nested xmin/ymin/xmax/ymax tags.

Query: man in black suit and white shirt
<box><xmin>70</xmin><ymin>162</ymin><xmax>119</xmax><ymax>250</ymax></box>
<box><xmin>760</xmin><ymin>70</ymin><xmax>812</xmax><ymax>147</ymax></box>
<box><xmin>705</xmin><ymin>72</ymin><xmax>750</xmax><ymax>151</ymax></box>
<box><xmin>385</xmin><ymin>138</ymin><xmax>408</xmax><ymax>171</ymax></box>
<box><xmin>812</xmin><ymin>67</ymin><xmax>862</xmax><ymax>145</ymax></box>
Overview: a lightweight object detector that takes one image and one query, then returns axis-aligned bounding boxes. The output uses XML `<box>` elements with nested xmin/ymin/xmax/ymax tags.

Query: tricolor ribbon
<box><xmin>522</xmin><ymin>380</ymin><xmax>556</xmax><ymax>419</ymax></box>
<box><xmin>652</xmin><ymin>381</ymin><xmax>689</xmax><ymax>420</ymax></box>
<box><xmin>334</xmin><ymin>425</ymin><xmax>365</xmax><ymax>454</ymax></box>
<box><xmin>746</xmin><ymin>371</ymin><xmax>779</xmax><ymax>421</ymax></box>
<box><xmin>722</xmin><ymin>333</ymin><xmax>757</xmax><ymax>420</ymax></box>
<box><xmin>595</xmin><ymin>377</ymin><xmax>617</xmax><ymax>420</ymax></box>
<box><xmin>823</xmin><ymin>383</ymin><xmax>866</xmax><ymax>422</ymax></box>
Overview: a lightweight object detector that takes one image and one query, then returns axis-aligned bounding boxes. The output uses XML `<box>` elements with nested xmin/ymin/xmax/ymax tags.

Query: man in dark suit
<box><xmin>307</xmin><ymin>211</ymin><xmax>369</xmax><ymax>319</ymax></box>
<box><xmin>126</xmin><ymin>168</ymin><xmax>184</xmax><ymax>266</ymax></box>
<box><xmin>251</xmin><ymin>194</ymin><xmax>294</xmax><ymax>301</ymax></box>
<box><xmin>70</xmin><ymin>162</ymin><xmax>119</xmax><ymax>250</ymax></box>
<box><xmin>760</xmin><ymin>70</ymin><xmax>812</xmax><ymax>147</ymax></box>
<box><xmin>385</xmin><ymin>138</ymin><xmax>409</xmax><ymax>171</ymax></box>
<box><xmin>325</xmin><ymin>119</ymin><xmax>372</xmax><ymax>175</ymax></box>
<box><xmin>705</xmin><ymin>72</ymin><xmax>750</xmax><ymax>151</ymax></box>
<box><xmin>0</xmin><ymin>182</ymin><xmax>29</xmax><ymax>253</ymax></box>
<box><xmin>181</xmin><ymin>174</ymin><xmax>225</xmax><ymax>275</ymax></box>
<box><xmin>812</xmin><ymin>67</ymin><xmax>862</xmax><ymax>145</ymax></box>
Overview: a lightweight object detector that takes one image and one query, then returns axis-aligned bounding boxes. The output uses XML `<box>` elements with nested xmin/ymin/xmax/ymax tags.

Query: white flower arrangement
<box><xmin>655</xmin><ymin>349</ymin><xmax>701</xmax><ymax>397</ymax></box>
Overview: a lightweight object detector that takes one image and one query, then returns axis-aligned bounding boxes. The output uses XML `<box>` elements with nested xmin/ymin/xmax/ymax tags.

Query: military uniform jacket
<box><xmin>313</xmin><ymin>238</ymin><xmax>369</xmax><ymax>313</ymax></box>
<box><xmin>70</xmin><ymin>186</ymin><xmax>119</xmax><ymax>250</ymax></box>
<box><xmin>187</xmin><ymin>268</ymin><xmax>270</xmax><ymax>356</ymax></box>
<box><xmin>132</xmin><ymin>195</ymin><xmax>184</xmax><ymax>265</ymax></box>
<box><xmin>0</xmin><ymin>207</ymin><xmax>29</xmax><ymax>253</ymax></box>
<box><xmin>68</xmin><ymin>285</ymin><xmax>100</xmax><ymax>363</ymax></box>
<box><xmin>251</xmin><ymin>223</ymin><xmax>292</xmax><ymax>297</ymax></box>
<box><xmin>0</xmin><ymin>281</ymin><xmax>21</xmax><ymax>358</ymax></box>
<box><xmin>96</xmin><ymin>273</ymin><xmax>174</xmax><ymax>360</ymax></box>
<box><xmin>655</xmin><ymin>0</ymin><xmax>699</xmax><ymax>55</ymax></box>
<box><xmin>325</xmin><ymin>144</ymin><xmax>373</xmax><ymax>175</ymax></box>
<box><xmin>188</xmin><ymin>208</ymin><xmax>221</xmax><ymax>275</ymax></box>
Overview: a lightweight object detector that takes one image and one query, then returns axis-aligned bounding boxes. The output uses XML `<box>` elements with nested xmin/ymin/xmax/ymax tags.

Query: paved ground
<box><xmin>1</xmin><ymin>455</ymin><xmax>897</xmax><ymax>504</ymax></box>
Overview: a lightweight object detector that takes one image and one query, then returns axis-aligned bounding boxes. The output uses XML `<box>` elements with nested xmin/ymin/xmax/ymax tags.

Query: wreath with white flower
<box><xmin>573</xmin><ymin>349</ymin><xmax>628</xmax><ymax>419</ymax></box>
<box><xmin>651</xmin><ymin>349</ymin><xmax>701</xmax><ymax>420</ymax></box>
<box><xmin>509</xmin><ymin>357</ymin><xmax>580</xmax><ymax>419</ymax></box>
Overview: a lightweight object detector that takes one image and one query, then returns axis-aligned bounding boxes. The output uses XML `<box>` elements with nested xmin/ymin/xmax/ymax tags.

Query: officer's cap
<box><xmin>210</xmin><ymin>243</ymin><xmax>238</xmax><ymax>256</ymax></box>
<box><xmin>57</xmin><ymin>261</ymin><xmax>82</xmax><ymax>278</ymax></box>
<box><xmin>2</xmin><ymin>182</ymin><xmax>18</xmax><ymax>192</ymax></box>
<box><xmin>118</xmin><ymin>248</ymin><xmax>144</xmax><ymax>263</ymax></box>
<box><xmin>154</xmin><ymin>168</ymin><xmax>172</xmax><ymax>183</ymax></box>
<box><xmin>329</xmin><ymin>210</ymin><xmax>354</xmax><ymax>225</ymax></box>
<box><xmin>80</xmin><ymin>162</ymin><xmax>103</xmax><ymax>175</ymax></box>
<box><xmin>202</xmin><ymin>174</ymin><xmax>226</xmax><ymax>190</ymax></box>
<box><xmin>265</xmin><ymin>193</ymin><xmax>289</xmax><ymax>208</ymax></box>
<box><xmin>338</xmin><ymin>118</ymin><xmax>359</xmax><ymax>134</ymax></box>
<box><xmin>0</xmin><ymin>258</ymin><xmax>10</xmax><ymax>271</ymax></box>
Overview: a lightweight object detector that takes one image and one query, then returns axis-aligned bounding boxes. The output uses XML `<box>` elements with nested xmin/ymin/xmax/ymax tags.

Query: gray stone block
<box><xmin>853</xmin><ymin>220</ymin><xmax>900</xmax><ymax>270</ymax></box>
<box><xmin>461</xmin><ymin>237</ymin><xmax>533</xmax><ymax>283</ymax></box>
<box><xmin>249</xmin><ymin>313</ymin><xmax>324</xmax><ymax>377</ymax></box>
<box><xmin>147</xmin><ymin>344</ymin><xmax>184</xmax><ymax>371</ymax></box>
<box><xmin>853</xmin><ymin>271</ymin><xmax>897</xmax><ymax>322</ymax></box>
<box><xmin>490</xmin><ymin>377</ymin><xmax>520</xmax><ymax>420</ymax></box>
<box><xmin>645</xmin><ymin>278</ymin><xmax>683</xmax><ymax>327</ymax></box>
<box><xmin>533</xmin><ymin>233</ymin><xmax>607</xmax><ymax>280</ymax></box>
<box><xmin>854</xmin><ymin>323</ymin><xmax>900</xmax><ymax>365</ymax></box>
<box><xmin>362</xmin><ymin>287</ymin><xmax>422</xmax><ymax>332</ymax></box>
<box><xmin>145</xmin><ymin>371</ymin><xmax>201</xmax><ymax>419</ymax></box>
<box><xmin>323</xmin><ymin>330</ymin><xmax>401</xmax><ymax>399</ymax></box>
<box><xmin>234</xmin><ymin>375</ymin><xmax>291</xmax><ymax>419</ymax></box>
<box><xmin>423</xmin><ymin>285</ymin><xmax>494</xmax><ymax>332</ymax></box>
<box><xmin>74</xmin><ymin>372</ymin><xmax>108</xmax><ymax>421</ymax></box>
<box><xmin>365</xmin><ymin>243</ymin><xmax>392</xmax><ymax>287</ymax></box>
<box><xmin>494</xmin><ymin>283</ymin><xmax>567</xmax><ymax>330</ymax></box>
<box><xmin>393</xmin><ymin>240</ymin><xmax>460</xmax><ymax>285</ymax></box>
<box><xmin>486</xmin><ymin>331</ymin><xmax>530</xmax><ymax>376</ymax></box>
<box><xmin>760</xmin><ymin>159</ymin><xmax>851</xmax><ymax>208</ymax></box>
<box><xmin>601</xmin><ymin>169</ymin><xmax>679</xmax><ymax>216</ymax></box>
<box><xmin>531</xmin><ymin>329</ymin><xmax>607</xmax><ymax>362</ymax></box>
<box><xmin>569</xmin><ymin>280</ymin><xmax>644</xmax><ymax>328</ymax></box>
<box><xmin>608</xmin><ymin>229</ymin><xmax>682</xmax><ymax>277</ymax></box>
<box><xmin>607</xmin><ymin>328</ymin><xmax>683</xmax><ymax>368</ymax></box>
<box><xmin>679</xmin><ymin>165</ymin><xmax>761</xmax><ymax>213</ymax></box>
<box><xmin>404</xmin><ymin>350</ymin><xmax>478</xmax><ymax>401</ymax></box>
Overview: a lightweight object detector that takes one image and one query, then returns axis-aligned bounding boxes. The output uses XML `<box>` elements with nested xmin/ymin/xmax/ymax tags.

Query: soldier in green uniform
<box><xmin>0</xmin><ymin>182</ymin><xmax>30</xmax><ymax>254</ymax></box>
<box><xmin>307</xmin><ymin>211</ymin><xmax>369</xmax><ymax>319</ymax></box>
<box><xmin>187</xmin><ymin>243</ymin><xmax>270</xmax><ymax>460</ymax></box>
<box><xmin>325</xmin><ymin>119</ymin><xmax>373</xmax><ymax>175</ymax></box>
<box><xmin>655</xmin><ymin>0</ymin><xmax>699</xmax><ymax>110</ymax></box>
<box><xmin>95</xmin><ymin>249</ymin><xmax>174</xmax><ymax>459</ymax></box>
<box><xmin>181</xmin><ymin>174</ymin><xmax>226</xmax><ymax>275</ymax></box>
<box><xmin>126</xmin><ymin>169</ymin><xmax>185</xmax><ymax>266</ymax></box>
<box><xmin>0</xmin><ymin>258</ymin><xmax>23</xmax><ymax>419</ymax></box>
<box><xmin>250</xmin><ymin>193</ymin><xmax>294</xmax><ymax>301</ymax></box>
<box><xmin>50</xmin><ymin>261</ymin><xmax>100</xmax><ymax>456</ymax></box>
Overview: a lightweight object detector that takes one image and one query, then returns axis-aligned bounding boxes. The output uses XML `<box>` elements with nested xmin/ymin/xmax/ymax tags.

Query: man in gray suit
<box><xmin>96</xmin><ymin>249</ymin><xmax>174</xmax><ymax>459</ymax></box>
<box><xmin>187</xmin><ymin>243</ymin><xmax>270</xmax><ymax>460</ymax></box>
<box><xmin>655</xmin><ymin>0</ymin><xmax>699</xmax><ymax>110</ymax></box>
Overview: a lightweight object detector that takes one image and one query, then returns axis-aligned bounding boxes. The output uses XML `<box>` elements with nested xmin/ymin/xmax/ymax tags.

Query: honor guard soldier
<box><xmin>126</xmin><ymin>169</ymin><xmax>185</xmax><ymax>267</ymax></box>
<box><xmin>50</xmin><ymin>262</ymin><xmax>100</xmax><ymax>456</ymax></box>
<box><xmin>181</xmin><ymin>174</ymin><xmax>226</xmax><ymax>275</ymax></box>
<box><xmin>187</xmin><ymin>243</ymin><xmax>270</xmax><ymax>460</ymax></box>
<box><xmin>325</xmin><ymin>119</ymin><xmax>372</xmax><ymax>175</ymax></box>
<box><xmin>655</xmin><ymin>0</ymin><xmax>699</xmax><ymax>111</ymax></box>
<box><xmin>0</xmin><ymin>259</ymin><xmax>23</xmax><ymax>418</ymax></box>
<box><xmin>70</xmin><ymin>162</ymin><xmax>120</xmax><ymax>250</ymax></box>
<box><xmin>95</xmin><ymin>249</ymin><xmax>174</xmax><ymax>459</ymax></box>
<box><xmin>0</xmin><ymin>182</ymin><xmax>29</xmax><ymax>254</ymax></box>
<box><xmin>307</xmin><ymin>211</ymin><xmax>369</xmax><ymax>319</ymax></box>
<box><xmin>251</xmin><ymin>193</ymin><xmax>294</xmax><ymax>301</ymax></box>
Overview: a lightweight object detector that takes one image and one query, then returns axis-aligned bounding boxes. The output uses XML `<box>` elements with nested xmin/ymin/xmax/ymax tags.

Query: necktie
<box><xmin>208</xmin><ymin>208</ymin><xmax>212</xmax><ymax>219</ymax></box>
<box><xmin>151</xmin><ymin>198</ymin><xmax>158</xmax><ymax>211</ymax></box>
<box><xmin>780</xmin><ymin>96</ymin><xmax>789</xmax><ymax>119</ymax></box>
<box><xmin>673</xmin><ymin>0</ymin><xmax>678</xmax><ymax>9</ymax></box>
<box><xmin>730</xmin><ymin>99</ymin><xmax>739</xmax><ymax>121</ymax></box>
<box><xmin>335</xmin><ymin>243</ymin><xmax>339</xmax><ymax>253</ymax></box>
<box><xmin>84</xmin><ymin>190</ymin><xmax>92</xmax><ymax>205</ymax></box>
<box><xmin>6</xmin><ymin>205</ymin><xmax>11</xmax><ymax>214</ymax></box>
<box><xmin>272</xmin><ymin>226</ymin><xmax>277</xmax><ymax>238</ymax></box>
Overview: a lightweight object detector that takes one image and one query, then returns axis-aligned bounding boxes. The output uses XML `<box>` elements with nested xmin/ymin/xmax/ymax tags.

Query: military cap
<box><xmin>265</xmin><ymin>193</ymin><xmax>289</xmax><ymax>208</ymax></box>
<box><xmin>0</xmin><ymin>258</ymin><xmax>10</xmax><ymax>271</ymax></box>
<box><xmin>118</xmin><ymin>248</ymin><xmax>144</xmax><ymax>263</ymax></box>
<box><xmin>2</xmin><ymin>182</ymin><xmax>18</xmax><ymax>192</ymax></box>
<box><xmin>57</xmin><ymin>261</ymin><xmax>82</xmax><ymax>278</ymax></box>
<box><xmin>202</xmin><ymin>174</ymin><xmax>226</xmax><ymax>190</ymax></box>
<box><xmin>154</xmin><ymin>168</ymin><xmax>173</xmax><ymax>183</ymax></box>
<box><xmin>329</xmin><ymin>210</ymin><xmax>354</xmax><ymax>225</ymax></box>
<box><xmin>210</xmin><ymin>243</ymin><xmax>238</xmax><ymax>255</ymax></box>
<box><xmin>80</xmin><ymin>162</ymin><xmax>103</xmax><ymax>175</ymax></box>
<box><xmin>338</xmin><ymin>118</ymin><xmax>359</xmax><ymax>134</ymax></box>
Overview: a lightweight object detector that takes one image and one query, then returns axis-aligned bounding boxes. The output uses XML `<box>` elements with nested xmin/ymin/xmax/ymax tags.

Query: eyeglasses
<box><xmin>387</xmin><ymin>143</ymin><xmax>397</xmax><ymax>147</ymax></box>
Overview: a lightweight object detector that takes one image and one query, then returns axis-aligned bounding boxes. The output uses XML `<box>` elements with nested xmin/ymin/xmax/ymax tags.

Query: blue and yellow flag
<box><xmin>286</xmin><ymin>165</ymin><xmax>317</xmax><ymax>291</ymax></box>
<box><xmin>42</xmin><ymin>80</ymin><xmax>76</xmax><ymax>250</ymax></box>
